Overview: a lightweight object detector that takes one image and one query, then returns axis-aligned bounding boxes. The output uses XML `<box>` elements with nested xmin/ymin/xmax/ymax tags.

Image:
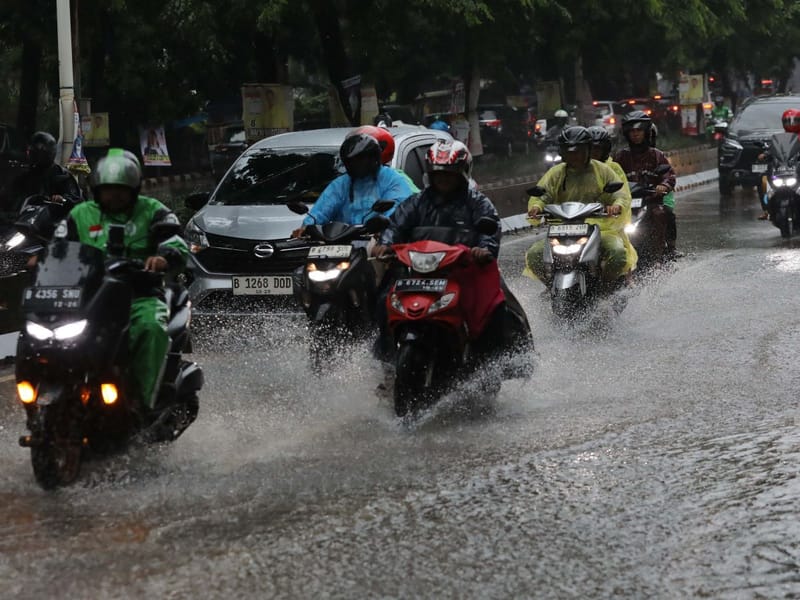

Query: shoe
<box><xmin>757</xmin><ymin>211</ymin><xmax>769</xmax><ymax>220</ymax></box>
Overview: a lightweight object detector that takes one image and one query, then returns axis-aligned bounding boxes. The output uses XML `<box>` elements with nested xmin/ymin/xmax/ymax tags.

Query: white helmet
<box><xmin>554</xmin><ymin>109</ymin><xmax>568</xmax><ymax>118</ymax></box>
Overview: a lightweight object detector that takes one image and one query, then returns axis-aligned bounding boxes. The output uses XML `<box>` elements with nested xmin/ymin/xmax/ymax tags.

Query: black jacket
<box><xmin>1</xmin><ymin>163</ymin><xmax>83</xmax><ymax>215</ymax></box>
<box><xmin>379</xmin><ymin>185</ymin><xmax>501</xmax><ymax>257</ymax></box>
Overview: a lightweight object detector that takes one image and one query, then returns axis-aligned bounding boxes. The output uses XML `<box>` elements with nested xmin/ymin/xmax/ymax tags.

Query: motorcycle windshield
<box><xmin>409</xmin><ymin>226</ymin><xmax>478</xmax><ymax>247</ymax></box>
<box><xmin>768</xmin><ymin>133</ymin><xmax>800</xmax><ymax>168</ymax></box>
<box><xmin>545</xmin><ymin>202</ymin><xmax>604</xmax><ymax>220</ymax></box>
<box><xmin>34</xmin><ymin>240</ymin><xmax>105</xmax><ymax>288</ymax></box>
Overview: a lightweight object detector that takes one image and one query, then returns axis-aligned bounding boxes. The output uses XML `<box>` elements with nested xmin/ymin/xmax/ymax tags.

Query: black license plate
<box><xmin>22</xmin><ymin>286</ymin><xmax>83</xmax><ymax>310</ymax></box>
<box><xmin>394</xmin><ymin>278</ymin><xmax>448</xmax><ymax>293</ymax></box>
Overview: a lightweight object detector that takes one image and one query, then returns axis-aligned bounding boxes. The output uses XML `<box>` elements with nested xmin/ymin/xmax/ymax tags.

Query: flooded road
<box><xmin>1</xmin><ymin>184</ymin><xmax>799</xmax><ymax>598</ymax></box>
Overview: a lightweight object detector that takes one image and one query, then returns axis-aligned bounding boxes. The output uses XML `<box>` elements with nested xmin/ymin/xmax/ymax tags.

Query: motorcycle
<box><xmin>624</xmin><ymin>164</ymin><xmax>672</xmax><ymax>270</ymax></box>
<box><xmin>760</xmin><ymin>133</ymin><xmax>800</xmax><ymax>239</ymax></box>
<box><xmin>541</xmin><ymin>144</ymin><xmax>562</xmax><ymax>170</ymax></box>
<box><xmin>15</xmin><ymin>224</ymin><xmax>203</xmax><ymax>489</ymax></box>
<box><xmin>528</xmin><ymin>182</ymin><xmax>624</xmax><ymax>321</ymax></box>
<box><xmin>709</xmin><ymin>119</ymin><xmax>729</xmax><ymax>146</ymax></box>
<box><xmin>288</xmin><ymin>200</ymin><xmax>393</xmax><ymax>371</ymax></box>
<box><xmin>383</xmin><ymin>218</ymin><xmax>534</xmax><ymax>418</ymax></box>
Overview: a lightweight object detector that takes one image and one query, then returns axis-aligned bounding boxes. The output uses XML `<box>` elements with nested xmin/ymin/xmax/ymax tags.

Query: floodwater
<box><xmin>1</xmin><ymin>185</ymin><xmax>799</xmax><ymax>598</ymax></box>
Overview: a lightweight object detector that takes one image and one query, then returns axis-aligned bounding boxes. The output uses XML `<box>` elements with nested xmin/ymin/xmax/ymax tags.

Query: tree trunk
<box><xmin>17</xmin><ymin>36</ymin><xmax>41</xmax><ymax>140</ymax></box>
<box><xmin>309</xmin><ymin>0</ymin><xmax>357</xmax><ymax>125</ymax></box>
<box><xmin>574</xmin><ymin>54</ymin><xmax>594</xmax><ymax>127</ymax></box>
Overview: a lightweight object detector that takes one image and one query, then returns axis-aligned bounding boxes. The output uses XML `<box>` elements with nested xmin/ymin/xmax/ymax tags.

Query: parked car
<box><xmin>209</xmin><ymin>125</ymin><xmax>248</xmax><ymax>180</ymax></box>
<box><xmin>718</xmin><ymin>95</ymin><xmax>800</xmax><ymax>195</ymax></box>
<box><xmin>183</xmin><ymin>125</ymin><xmax>449</xmax><ymax>314</ymax></box>
<box><xmin>477</xmin><ymin>104</ymin><xmax>529</xmax><ymax>156</ymax></box>
<box><xmin>591</xmin><ymin>100</ymin><xmax>622</xmax><ymax>140</ymax></box>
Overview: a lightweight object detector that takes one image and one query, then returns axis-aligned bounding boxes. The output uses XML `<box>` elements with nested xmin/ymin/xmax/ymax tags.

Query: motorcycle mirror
<box><xmin>286</xmin><ymin>201</ymin><xmax>309</xmax><ymax>215</ymax></box>
<box><xmin>603</xmin><ymin>182</ymin><xmax>624</xmax><ymax>193</ymax></box>
<box><xmin>526</xmin><ymin>186</ymin><xmax>546</xmax><ymax>197</ymax></box>
<box><xmin>107</xmin><ymin>224</ymin><xmax>126</xmax><ymax>256</ymax></box>
<box><xmin>185</xmin><ymin>192</ymin><xmax>210</xmax><ymax>211</ymax></box>
<box><xmin>364</xmin><ymin>215</ymin><xmax>390</xmax><ymax>234</ymax></box>
<box><xmin>370</xmin><ymin>199</ymin><xmax>395</xmax><ymax>214</ymax></box>
<box><xmin>475</xmin><ymin>216</ymin><xmax>499</xmax><ymax>235</ymax></box>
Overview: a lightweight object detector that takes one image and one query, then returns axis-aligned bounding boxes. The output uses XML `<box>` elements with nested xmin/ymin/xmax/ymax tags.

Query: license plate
<box><xmin>752</xmin><ymin>163</ymin><xmax>768</xmax><ymax>173</ymax></box>
<box><xmin>549</xmin><ymin>224</ymin><xmax>589</xmax><ymax>236</ymax></box>
<box><xmin>22</xmin><ymin>286</ymin><xmax>83</xmax><ymax>310</ymax></box>
<box><xmin>631</xmin><ymin>198</ymin><xmax>643</xmax><ymax>209</ymax></box>
<box><xmin>231</xmin><ymin>275</ymin><xmax>293</xmax><ymax>295</ymax></box>
<box><xmin>395</xmin><ymin>278</ymin><xmax>448</xmax><ymax>293</ymax></box>
<box><xmin>308</xmin><ymin>245</ymin><xmax>351</xmax><ymax>259</ymax></box>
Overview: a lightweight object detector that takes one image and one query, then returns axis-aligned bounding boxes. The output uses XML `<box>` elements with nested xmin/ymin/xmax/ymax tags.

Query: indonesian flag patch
<box><xmin>89</xmin><ymin>224</ymin><xmax>103</xmax><ymax>239</ymax></box>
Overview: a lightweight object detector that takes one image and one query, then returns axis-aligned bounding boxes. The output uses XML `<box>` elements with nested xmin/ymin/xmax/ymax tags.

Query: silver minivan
<box><xmin>183</xmin><ymin>125</ymin><xmax>450</xmax><ymax>314</ymax></box>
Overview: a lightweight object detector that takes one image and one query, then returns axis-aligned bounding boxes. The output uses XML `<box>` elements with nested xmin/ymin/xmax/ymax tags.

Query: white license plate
<box><xmin>308</xmin><ymin>244</ymin><xmax>351</xmax><ymax>259</ymax></box>
<box><xmin>631</xmin><ymin>198</ymin><xmax>643</xmax><ymax>209</ymax></box>
<box><xmin>231</xmin><ymin>275</ymin><xmax>293</xmax><ymax>295</ymax></box>
<box><xmin>549</xmin><ymin>224</ymin><xmax>589</xmax><ymax>236</ymax></box>
<box><xmin>751</xmin><ymin>163</ymin><xmax>768</xmax><ymax>173</ymax></box>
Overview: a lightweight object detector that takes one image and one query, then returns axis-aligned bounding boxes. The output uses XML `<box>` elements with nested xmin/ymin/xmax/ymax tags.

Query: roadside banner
<box><xmin>66</xmin><ymin>103</ymin><xmax>90</xmax><ymax>174</ymax></box>
<box><xmin>679</xmin><ymin>74</ymin><xmax>705</xmax><ymax>105</ymax></box>
<box><xmin>138</xmin><ymin>125</ymin><xmax>172</xmax><ymax>166</ymax></box>
<box><xmin>241</xmin><ymin>83</ymin><xmax>293</xmax><ymax>144</ymax></box>
<box><xmin>81</xmin><ymin>112</ymin><xmax>110</xmax><ymax>147</ymax></box>
<box><xmin>360</xmin><ymin>84</ymin><xmax>379</xmax><ymax>125</ymax></box>
<box><xmin>536</xmin><ymin>80</ymin><xmax>562</xmax><ymax>116</ymax></box>
<box><xmin>450</xmin><ymin>81</ymin><xmax>466</xmax><ymax>114</ymax></box>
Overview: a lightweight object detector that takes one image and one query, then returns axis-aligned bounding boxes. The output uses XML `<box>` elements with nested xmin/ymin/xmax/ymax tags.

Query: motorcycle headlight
<box><xmin>26</xmin><ymin>321</ymin><xmax>54</xmax><ymax>340</ymax></box>
<box><xmin>307</xmin><ymin>262</ymin><xmax>349</xmax><ymax>282</ymax></box>
<box><xmin>53</xmin><ymin>319</ymin><xmax>88</xmax><ymax>340</ymax></box>
<box><xmin>624</xmin><ymin>223</ymin><xmax>637</xmax><ymax>234</ymax></box>
<box><xmin>427</xmin><ymin>292</ymin><xmax>455</xmax><ymax>314</ymax></box>
<box><xmin>4</xmin><ymin>232</ymin><xmax>25</xmax><ymax>250</ymax></box>
<box><xmin>785</xmin><ymin>177</ymin><xmax>797</xmax><ymax>187</ymax></box>
<box><xmin>551</xmin><ymin>236</ymin><xmax>588</xmax><ymax>255</ymax></box>
<box><xmin>409</xmin><ymin>251</ymin><xmax>446</xmax><ymax>273</ymax></box>
<box><xmin>772</xmin><ymin>177</ymin><xmax>786</xmax><ymax>187</ymax></box>
<box><xmin>184</xmin><ymin>219</ymin><xmax>209</xmax><ymax>254</ymax></box>
<box><xmin>389</xmin><ymin>293</ymin><xmax>405</xmax><ymax>314</ymax></box>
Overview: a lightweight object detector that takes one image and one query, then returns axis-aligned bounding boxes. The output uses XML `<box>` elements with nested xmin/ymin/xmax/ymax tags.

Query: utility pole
<box><xmin>56</xmin><ymin>0</ymin><xmax>75</xmax><ymax>165</ymax></box>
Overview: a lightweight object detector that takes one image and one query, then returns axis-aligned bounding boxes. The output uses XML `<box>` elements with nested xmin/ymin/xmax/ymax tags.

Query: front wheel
<box><xmin>30</xmin><ymin>406</ymin><xmax>82</xmax><ymax>489</ymax></box>
<box><xmin>394</xmin><ymin>342</ymin><xmax>436</xmax><ymax>417</ymax></box>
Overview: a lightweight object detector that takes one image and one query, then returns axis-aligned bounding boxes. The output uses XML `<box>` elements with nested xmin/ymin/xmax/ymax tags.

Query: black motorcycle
<box><xmin>761</xmin><ymin>133</ymin><xmax>800</xmax><ymax>239</ymax></box>
<box><xmin>15</xmin><ymin>224</ymin><xmax>203</xmax><ymax>489</ymax></box>
<box><xmin>625</xmin><ymin>164</ymin><xmax>672</xmax><ymax>270</ymax></box>
<box><xmin>288</xmin><ymin>200</ymin><xmax>392</xmax><ymax>371</ymax></box>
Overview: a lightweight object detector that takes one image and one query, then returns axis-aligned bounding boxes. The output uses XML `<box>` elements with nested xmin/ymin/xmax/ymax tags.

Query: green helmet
<box><xmin>91</xmin><ymin>148</ymin><xmax>142</xmax><ymax>193</ymax></box>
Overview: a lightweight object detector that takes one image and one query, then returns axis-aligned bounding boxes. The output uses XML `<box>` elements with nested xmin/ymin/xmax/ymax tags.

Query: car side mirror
<box><xmin>286</xmin><ymin>201</ymin><xmax>309</xmax><ymax>215</ymax></box>
<box><xmin>185</xmin><ymin>192</ymin><xmax>210</xmax><ymax>211</ymax></box>
<box><xmin>475</xmin><ymin>216</ymin><xmax>498</xmax><ymax>235</ymax></box>
<box><xmin>526</xmin><ymin>186</ymin><xmax>546</xmax><ymax>197</ymax></box>
<box><xmin>364</xmin><ymin>215</ymin><xmax>390</xmax><ymax>234</ymax></box>
<box><xmin>107</xmin><ymin>223</ymin><xmax>125</xmax><ymax>256</ymax></box>
<box><xmin>603</xmin><ymin>182</ymin><xmax>623</xmax><ymax>194</ymax></box>
<box><xmin>370</xmin><ymin>199</ymin><xmax>395</xmax><ymax>214</ymax></box>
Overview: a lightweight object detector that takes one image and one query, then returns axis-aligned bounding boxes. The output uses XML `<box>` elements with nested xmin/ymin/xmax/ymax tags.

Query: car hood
<box><xmin>730</xmin><ymin>128</ymin><xmax>784</xmax><ymax>142</ymax></box>
<box><xmin>191</xmin><ymin>204</ymin><xmax>307</xmax><ymax>240</ymax></box>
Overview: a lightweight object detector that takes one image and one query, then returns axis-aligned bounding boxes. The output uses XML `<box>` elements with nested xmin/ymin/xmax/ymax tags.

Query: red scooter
<box><xmin>385</xmin><ymin>232</ymin><xmax>532</xmax><ymax>417</ymax></box>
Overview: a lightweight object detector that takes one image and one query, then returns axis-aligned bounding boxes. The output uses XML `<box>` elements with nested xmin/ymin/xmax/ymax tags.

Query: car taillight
<box><xmin>604</xmin><ymin>116</ymin><xmax>616</xmax><ymax>125</ymax></box>
<box><xmin>670</xmin><ymin>105</ymin><xmax>679</xmax><ymax>112</ymax></box>
<box><xmin>645</xmin><ymin>109</ymin><xmax>652</xmax><ymax>115</ymax></box>
<box><xmin>484</xmin><ymin>119</ymin><xmax>501</xmax><ymax>127</ymax></box>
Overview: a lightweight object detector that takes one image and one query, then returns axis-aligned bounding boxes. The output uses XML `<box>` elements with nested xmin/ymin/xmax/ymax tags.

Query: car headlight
<box><xmin>721</xmin><ymin>138</ymin><xmax>743</xmax><ymax>152</ymax></box>
<box><xmin>409</xmin><ymin>251</ymin><xmax>445</xmax><ymax>273</ymax></box>
<box><xmin>184</xmin><ymin>219</ymin><xmax>209</xmax><ymax>253</ymax></box>
<box><xmin>25</xmin><ymin>319</ymin><xmax>87</xmax><ymax>341</ymax></box>
<box><xmin>3</xmin><ymin>232</ymin><xmax>26</xmax><ymax>250</ymax></box>
<box><xmin>307</xmin><ymin>261</ymin><xmax>349</xmax><ymax>282</ymax></box>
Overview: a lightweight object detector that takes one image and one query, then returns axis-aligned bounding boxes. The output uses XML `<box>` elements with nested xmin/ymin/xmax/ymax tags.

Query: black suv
<box><xmin>718</xmin><ymin>95</ymin><xmax>800</xmax><ymax>195</ymax></box>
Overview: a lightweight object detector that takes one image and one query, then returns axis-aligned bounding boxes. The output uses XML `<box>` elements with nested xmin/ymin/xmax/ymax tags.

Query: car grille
<box><xmin>194</xmin><ymin>233</ymin><xmax>311</xmax><ymax>274</ymax></box>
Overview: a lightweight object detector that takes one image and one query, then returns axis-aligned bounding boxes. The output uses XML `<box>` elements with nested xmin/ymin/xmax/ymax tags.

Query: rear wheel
<box><xmin>30</xmin><ymin>406</ymin><xmax>82</xmax><ymax>489</ymax></box>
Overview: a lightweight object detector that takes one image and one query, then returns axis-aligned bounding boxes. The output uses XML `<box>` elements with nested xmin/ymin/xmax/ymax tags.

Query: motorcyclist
<box><xmin>587</xmin><ymin>125</ymin><xmax>638</xmax><ymax>273</ymax></box>
<box><xmin>710</xmin><ymin>96</ymin><xmax>733</xmax><ymax>123</ymax></box>
<box><xmin>543</xmin><ymin>109</ymin><xmax>570</xmax><ymax>143</ymax></box>
<box><xmin>756</xmin><ymin>108</ymin><xmax>800</xmax><ymax>221</ymax></box>
<box><xmin>371</xmin><ymin>139</ymin><xmax>527</xmax><ymax>361</ymax></box>
<box><xmin>613</xmin><ymin>111</ymin><xmax>679</xmax><ymax>258</ymax></box>
<box><xmin>349</xmin><ymin>125</ymin><xmax>419</xmax><ymax>193</ymax></box>
<box><xmin>61</xmin><ymin>148</ymin><xmax>189</xmax><ymax>415</ymax></box>
<box><xmin>0</xmin><ymin>131</ymin><xmax>83</xmax><ymax>216</ymax></box>
<box><xmin>428</xmin><ymin>116</ymin><xmax>451</xmax><ymax>133</ymax></box>
<box><xmin>525</xmin><ymin>126</ymin><xmax>632</xmax><ymax>284</ymax></box>
<box><xmin>291</xmin><ymin>132</ymin><xmax>415</xmax><ymax>238</ymax></box>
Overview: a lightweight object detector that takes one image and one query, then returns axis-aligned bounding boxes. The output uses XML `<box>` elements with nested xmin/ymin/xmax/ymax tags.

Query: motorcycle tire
<box><xmin>393</xmin><ymin>342</ymin><xmax>435</xmax><ymax>417</ymax></box>
<box><xmin>30</xmin><ymin>406</ymin><xmax>82</xmax><ymax>490</ymax></box>
<box><xmin>551</xmin><ymin>288</ymin><xmax>582</xmax><ymax>322</ymax></box>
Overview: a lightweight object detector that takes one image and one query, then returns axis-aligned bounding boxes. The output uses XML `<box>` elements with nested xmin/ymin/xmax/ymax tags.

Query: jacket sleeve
<box><xmin>152</xmin><ymin>208</ymin><xmax>189</xmax><ymax>270</ymax></box>
<box><xmin>471</xmin><ymin>192</ymin><xmax>501</xmax><ymax>257</ymax></box>
<box><xmin>655</xmin><ymin>150</ymin><xmax>677</xmax><ymax>191</ymax></box>
<box><xmin>54</xmin><ymin>169</ymin><xmax>83</xmax><ymax>208</ymax></box>
<box><xmin>304</xmin><ymin>175</ymin><xmax>347</xmax><ymax>226</ymax></box>
<box><xmin>379</xmin><ymin>192</ymin><xmax>423</xmax><ymax>246</ymax></box>
<box><xmin>528</xmin><ymin>165</ymin><xmax>561</xmax><ymax>214</ymax></box>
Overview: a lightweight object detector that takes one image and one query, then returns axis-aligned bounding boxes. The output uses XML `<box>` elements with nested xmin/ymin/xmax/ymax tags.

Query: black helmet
<box><xmin>339</xmin><ymin>133</ymin><xmax>382</xmax><ymax>179</ymax></box>
<box><xmin>558</xmin><ymin>126</ymin><xmax>593</xmax><ymax>151</ymax></box>
<box><xmin>28</xmin><ymin>131</ymin><xmax>57</xmax><ymax>168</ymax></box>
<box><xmin>586</xmin><ymin>125</ymin><xmax>612</xmax><ymax>160</ymax></box>
<box><xmin>622</xmin><ymin>110</ymin><xmax>653</xmax><ymax>145</ymax></box>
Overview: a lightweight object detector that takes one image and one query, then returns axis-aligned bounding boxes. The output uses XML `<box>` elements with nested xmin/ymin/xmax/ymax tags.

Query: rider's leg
<box><xmin>523</xmin><ymin>239</ymin><xmax>548</xmax><ymax>281</ymax></box>
<box><xmin>129</xmin><ymin>296</ymin><xmax>170</xmax><ymax>411</ymax></box>
<box><xmin>599</xmin><ymin>232</ymin><xmax>627</xmax><ymax>281</ymax></box>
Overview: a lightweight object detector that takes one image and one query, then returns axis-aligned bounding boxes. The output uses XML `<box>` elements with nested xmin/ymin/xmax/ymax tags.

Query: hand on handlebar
<box><xmin>470</xmin><ymin>247</ymin><xmax>494</xmax><ymax>265</ymax></box>
<box><xmin>527</xmin><ymin>206</ymin><xmax>541</xmax><ymax>218</ymax></box>
<box><xmin>655</xmin><ymin>184</ymin><xmax>670</xmax><ymax>195</ymax></box>
<box><xmin>371</xmin><ymin>244</ymin><xmax>392</xmax><ymax>259</ymax></box>
<box><xmin>144</xmin><ymin>256</ymin><xmax>168</xmax><ymax>272</ymax></box>
<box><xmin>606</xmin><ymin>205</ymin><xmax>622</xmax><ymax>217</ymax></box>
<box><xmin>290</xmin><ymin>226</ymin><xmax>306</xmax><ymax>239</ymax></box>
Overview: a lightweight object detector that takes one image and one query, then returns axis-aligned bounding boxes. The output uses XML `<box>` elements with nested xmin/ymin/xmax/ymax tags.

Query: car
<box><xmin>618</xmin><ymin>97</ymin><xmax>665</xmax><ymax>139</ymax></box>
<box><xmin>182</xmin><ymin>125</ymin><xmax>448</xmax><ymax>315</ymax></box>
<box><xmin>209</xmin><ymin>124</ymin><xmax>248</xmax><ymax>181</ymax></box>
<box><xmin>477</xmin><ymin>105</ymin><xmax>529</xmax><ymax>156</ymax></box>
<box><xmin>591</xmin><ymin>100</ymin><xmax>622</xmax><ymax>140</ymax></box>
<box><xmin>718</xmin><ymin>95</ymin><xmax>800</xmax><ymax>195</ymax></box>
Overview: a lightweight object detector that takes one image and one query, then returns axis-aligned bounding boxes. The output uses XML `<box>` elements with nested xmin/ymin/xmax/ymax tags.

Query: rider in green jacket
<box><xmin>64</xmin><ymin>148</ymin><xmax>189</xmax><ymax>414</ymax></box>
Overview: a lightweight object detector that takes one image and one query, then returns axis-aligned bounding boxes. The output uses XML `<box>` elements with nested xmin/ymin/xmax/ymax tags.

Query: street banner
<box><xmin>242</xmin><ymin>83</ymin><xmax>293</xmax><ymax>144</ymax></box>
<box><xmin>341</xmin><ymin>75</ymin><xmax>362</xmax><ymax>124</ymax></box>
<box><xmin>81</xmin><ymin>112</ymin><xmax>110</xmax><ymax>147</ymax></box>
<box><xmin>67</xmin><ymin>103</ymin><xmax>90</xmax><ymax>174</ymax></box>
<box><xmin>360</xmin><ymin>85</ymin><xmax>379</xmax><ymax>125</ymax></box>
<box><xmin>138</xmin><ymin>125</ymin><xmax>172</xmax><ymax>166</ymax></box>
<box><xmin>450</xmin><ymin>81</ymin><xmax>466</xmax><ymax>115</ymax></box>
<box><xmin>679</xmin><ymin>74</ymin><xmax>705</xmax><ymax>105</ymax></box>
<box><xmin>536</xmin><ymin>81</ymin><xmax>562</xmax><ymax>116</ymax></box>
<box><xmin>451</xmin><ymin>113</ymin><xmax>470</xmax><ymax>144</ymax></box>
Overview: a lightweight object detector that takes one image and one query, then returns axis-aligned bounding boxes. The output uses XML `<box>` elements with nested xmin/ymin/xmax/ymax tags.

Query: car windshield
<box><xmin>593</xmin><ymin>104</ymin><xmax>612</xmax><ymax>117</ymax></box>
<box><xmin>479</xmin><ymin>110</ymin><xmax>499</xmax><ymax>121</ymax></box>
<box><xmin>212</xmin><ymin>147</ymin><xmax>342</xmax><ymax>206</ymax></box>
<box><xmin>732</xmin><ymin>100</ymin><xmax>800</xmax><ymax>133</ymax></box>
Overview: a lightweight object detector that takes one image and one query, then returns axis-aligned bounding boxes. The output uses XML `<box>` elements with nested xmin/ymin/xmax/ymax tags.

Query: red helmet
<box><xmin>781</xmin><ymin>109</ymin><xmax>800</xmax><ymax>134</ymax></box>
<box><xmin>349</xmin><ymin>125</ymin><xmax>395</xmax><ymax>164</ymax></box>
<box><xmin>425</xmin><ymin>139</ymin><xmax>472</xmax><ymax>182</ymax></box>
